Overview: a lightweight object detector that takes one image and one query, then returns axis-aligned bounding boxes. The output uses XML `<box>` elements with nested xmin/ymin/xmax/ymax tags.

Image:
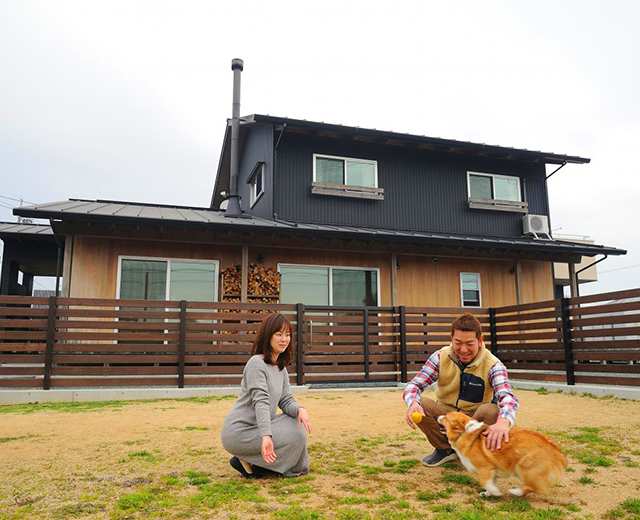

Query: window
<box><xmin>118</xmin><ymin>257</ymin><xmax>218</xmax><ymax>302</ymax></box>
<box><xmin>460</xmin><ymin>273</ymin><xmax>481</xmax><ymax>308</ymax></box>
<box><xmin>314</xmin><ymin>154</ymin><xmax>378</xmax><ymax>188</ymax></box>
<box><xmin>278</xmin><ymin>264</ymin><xmax>379</xmax><ymax>306</ymax></box>
<box><xmin>249</xmin><ymin>163</ymin><xmax>265</xmax><ymax>207</ymax></box>
<box><xmin>467</xmin><ymin>172</ymin><xmax>521</xmax><ymax>202</ymax></box>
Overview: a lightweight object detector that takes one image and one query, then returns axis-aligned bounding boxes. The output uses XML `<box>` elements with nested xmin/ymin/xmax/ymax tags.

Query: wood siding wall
<box><xmin>68</xmin><ymin>237</ymin><xmax>552</xmax><ymax>306</ymax></box>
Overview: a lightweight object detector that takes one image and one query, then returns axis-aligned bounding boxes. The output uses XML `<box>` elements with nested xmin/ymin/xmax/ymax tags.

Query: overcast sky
<box><xmin>1</xmin><ymin>0</ymin><xmax>639</xmax><ymax>296</ymax></box>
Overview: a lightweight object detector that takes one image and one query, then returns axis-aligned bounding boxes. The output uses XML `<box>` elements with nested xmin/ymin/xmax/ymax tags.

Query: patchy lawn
<box><xmin>0</xmin><ymin>389</ymin><xmax>639</xmax><ymax>519</ymax></box>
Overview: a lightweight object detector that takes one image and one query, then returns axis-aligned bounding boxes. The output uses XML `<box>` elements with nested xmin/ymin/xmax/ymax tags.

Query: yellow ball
<box><xmin>411</xmin><ymin>411</ymin><xmax>423</xmax><ymax>424</ymax></box>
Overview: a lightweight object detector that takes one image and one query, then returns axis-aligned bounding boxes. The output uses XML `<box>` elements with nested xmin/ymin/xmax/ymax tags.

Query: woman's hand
<box><xmin>261</xmin><ymin>435</ymin><xmax>277</xmax><ymax>464</ymax></box>
<box><xmin>297</xmin><ymin>407</ymin><xmax>312</xmax><ymax>434</ymax></box>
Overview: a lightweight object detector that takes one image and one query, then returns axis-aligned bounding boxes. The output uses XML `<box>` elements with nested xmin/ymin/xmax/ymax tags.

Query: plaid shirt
<box><xmin>403</xmin><ymin>349</ymin><xmax>519</xmax><ymax>425</ymax></box>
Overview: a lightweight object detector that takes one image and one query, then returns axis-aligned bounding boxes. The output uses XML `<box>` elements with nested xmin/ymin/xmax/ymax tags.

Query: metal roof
<box><xmin>0</xmin><ymin>221</ymin><xmax>55</xmax><ymax>240</ymax></box>
<box><xmin>245</xmin><ymin>114</ymin><xmax>591</xmax><ymax>165</ymax></box>
<box><xmin>14</xmin><ymin>199</ymin><xmax>626</xmax><ymax>258</ymax></box>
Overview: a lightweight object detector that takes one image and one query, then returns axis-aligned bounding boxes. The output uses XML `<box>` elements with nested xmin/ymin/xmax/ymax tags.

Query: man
<box><xmin>404</xmin><ymin>313</ymin><xmax>519</xmax><ymax>467</ymax></box>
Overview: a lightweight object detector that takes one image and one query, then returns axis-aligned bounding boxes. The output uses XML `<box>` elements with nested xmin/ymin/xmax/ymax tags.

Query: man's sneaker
<box><xmin>422</xmin><ymin>449</ymin><xmax>458</xmax><ymax>467</ymax></box>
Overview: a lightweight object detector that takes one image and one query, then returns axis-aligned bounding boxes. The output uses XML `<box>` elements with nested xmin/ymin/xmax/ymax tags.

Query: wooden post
<box><xmin>363</xmin><ymin>308</ymin><xmax>370</xmax><ymax>380</ymax></box>
<box><xmin>296</xmin><ymin>303</ymin><xmax>305</xmax><ymax>386</ymax></box>
<box><xmin>43</xmin><ymin>296</ymin><xmax>56</xmax><ymax>390</ymax></box>
<box><xmin>560</xmin><ymin>297</ymin><xmax>576</xmax><ymax>385</ymax></box>
<box><xmin>489</xmin><ymin>308</ymin><xmax>498</xmax><ymax>355</ymax></box>
<box><xmin>514</xmin><ymin>260</ymin><xmax>522</xmax><ymax>305</ymax></box>
<box><xmin>399</xmin><ymin>306</ymin><xmax>407</xmax><ymax>383</ymax></box>
<box><xmin>241</xmin><ymin>245</ymin><xmax>249</xmax><ymax>302</ymax></box>
<box><xmin>568</xmin><ymin>262</ymin><xmax>579</xmax><ymax>298</ymax></box>
<box><xmin>178</xmin><ymin>300</ymin><xmax>187</xmax><ymax>388</ymax></box>
<box><xmin>391</xmin><ymin>253</ymin><xmax>397</xmax><ymax>307</ymax></box>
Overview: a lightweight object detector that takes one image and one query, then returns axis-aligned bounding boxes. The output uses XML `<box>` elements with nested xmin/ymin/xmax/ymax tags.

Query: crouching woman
<box><xmin>221</xmin><ymin>313</ymin><xmax>312</xmax><ymax>478</ymax></box>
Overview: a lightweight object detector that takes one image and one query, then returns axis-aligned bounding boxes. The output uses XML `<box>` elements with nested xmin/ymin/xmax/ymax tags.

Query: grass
<box><xmin>0</xmin><ymin>394</ymin><xmax>236</xmax><ymax>414</ymax></box>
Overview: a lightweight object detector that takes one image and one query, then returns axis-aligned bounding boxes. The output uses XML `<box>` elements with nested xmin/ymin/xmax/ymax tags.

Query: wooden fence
<box><xmin>0</xmin><ymin>288</ymin><xmax>639</xmax><ymax>389</ymax></box>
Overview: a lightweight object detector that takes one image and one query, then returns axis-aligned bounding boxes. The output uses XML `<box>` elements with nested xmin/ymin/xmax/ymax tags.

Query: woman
<box><xmin>221</xmin><ymin>313</ymin><xmax>312</xmax><ymax>478</ymax></box>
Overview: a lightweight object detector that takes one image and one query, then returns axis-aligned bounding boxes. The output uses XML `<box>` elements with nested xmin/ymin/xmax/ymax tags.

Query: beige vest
<box><xmin>434</xmin><ymin>344</ymin><xmax>500</xmax><ymax>413</ymax></box>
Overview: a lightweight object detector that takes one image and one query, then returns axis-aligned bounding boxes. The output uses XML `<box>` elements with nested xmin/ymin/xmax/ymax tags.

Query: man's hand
<box><xmin>261</xmin><ymin>435</ymin><xmax>277</xmax><ymax>464</ymax></box>
<box><xmin>406</xmin><ymin>402</ymin><xmax>425</xmax><ymax>430</ymax></box>
<box><xmin>297</xmin><ymin>407</ymin><xmax>312</xmax><ymax>434</ymax></box>
<box><xmin>482</xmin><ymin>417</ymin><xmax>510</xmax><ymax>451</ymax></box>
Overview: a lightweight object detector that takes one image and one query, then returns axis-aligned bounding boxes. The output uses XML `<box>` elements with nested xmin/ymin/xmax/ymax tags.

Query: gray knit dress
<box><xmin>221</xmin><ymin>354</ymin><xmax>308</xmax><ymax>477</ymax></box>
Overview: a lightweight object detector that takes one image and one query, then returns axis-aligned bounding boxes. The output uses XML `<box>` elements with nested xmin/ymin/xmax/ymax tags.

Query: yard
<box><xmin>0</xmin><ymin>388</ymin><xmax>639</xmax><ymax>520</ymax></box>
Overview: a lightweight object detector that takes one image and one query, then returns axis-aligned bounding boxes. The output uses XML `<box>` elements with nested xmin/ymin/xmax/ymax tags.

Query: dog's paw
<box><xmin>480</xmin><ymin>490</ymin><xmax>503</xmax><ymax>497</ymax></box>
<box><xmin>508</xmin><ymin>488</ymin><xmax>524</xmax><ymax>496</ymax></box>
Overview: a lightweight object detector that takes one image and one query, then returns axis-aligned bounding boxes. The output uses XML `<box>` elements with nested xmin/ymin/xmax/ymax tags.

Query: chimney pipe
<box><xmin>225</xmin><ymin>58</ymin><xmax>244</xmax><ymax>217</ymax></box>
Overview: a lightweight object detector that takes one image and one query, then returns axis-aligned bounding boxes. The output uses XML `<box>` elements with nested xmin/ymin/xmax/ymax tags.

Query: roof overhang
<box><xmin>14</xmin><ymin>200</ymin><xmax>625</xmax><ymax>263</ymax></box>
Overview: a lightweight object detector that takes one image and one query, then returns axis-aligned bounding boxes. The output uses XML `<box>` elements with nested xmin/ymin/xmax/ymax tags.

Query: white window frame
<box><xmin>116</xmin><ymin>256</ymin><xmax>220</xmax><ymax>302</ymax></box>
<box><xmin>460</xmin><ymin>272</ymin><xmax>482</xmax><ymax>308</ymax></box>
<box><xmin>250</xmin><ymin>164</ymin><xmax>265</xmax><ymax>208</ymax></box>
<box><xmin>277</xmin><ymin>263</ymin><xmax>381</xmax><ymax>306</ymax></box>
<box><xmin>313</xmin><ymin>153</ymin><xmax>379</xmax><ymax>188</ymax></box>
<box><xmin>466</xmin><ymin>171</ymin><xmax>521</xmax><ymax>202</ymax></box>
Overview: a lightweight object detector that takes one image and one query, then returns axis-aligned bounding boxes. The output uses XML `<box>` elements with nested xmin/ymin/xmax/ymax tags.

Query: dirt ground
<box><xmin>0</xmin><ymin>388</ymin><xmax>639</xmax><ymax>519</ymax></box>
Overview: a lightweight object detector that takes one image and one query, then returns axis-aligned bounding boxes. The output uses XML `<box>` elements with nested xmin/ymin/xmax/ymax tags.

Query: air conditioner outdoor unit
<box><xmin>523</xmin><ymin>214</ymin><xmax>551</xmax><ymax>239</ymax></box>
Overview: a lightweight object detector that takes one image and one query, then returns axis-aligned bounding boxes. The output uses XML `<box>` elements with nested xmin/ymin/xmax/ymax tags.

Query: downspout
<box><xmin>273</xmin><ymin>123</ymin><xmax>287</xmax><ymax>220</ymax></box>
<box><xmin>224</xmin><ymin>58</ymin><xmax>244</xmax><ymax>218</ymax></box>
<box><xmin>576</xmin><ymin>255</ymin><xmax>608</xmax><ymax>276</ymax></box>
<box><xmin>49</xmin><ymin>219</ymin><xmax>63</xmax><ymax>297</ymax></box>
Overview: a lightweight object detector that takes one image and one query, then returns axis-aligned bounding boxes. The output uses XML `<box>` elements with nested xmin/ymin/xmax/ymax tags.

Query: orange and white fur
<box><xmin>437</xmin><ymin>411</ymin><xmax>567</xmax><ymax>497</ymax></box>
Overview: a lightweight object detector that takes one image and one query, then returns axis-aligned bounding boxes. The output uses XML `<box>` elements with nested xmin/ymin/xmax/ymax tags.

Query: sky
<box><xmin>1</xmin><ymin>0</ymin><xmax>639</xmax><ymax>296</ymax></box>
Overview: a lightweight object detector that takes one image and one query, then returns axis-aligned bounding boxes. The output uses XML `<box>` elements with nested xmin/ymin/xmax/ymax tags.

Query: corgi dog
<box><xmin>437</xmin><ymin>411</ymin><xmax>567</xmax><ymax>497</ymax></box>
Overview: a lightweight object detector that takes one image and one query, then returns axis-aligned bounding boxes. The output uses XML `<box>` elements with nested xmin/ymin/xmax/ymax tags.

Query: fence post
<box><xmin>296</xmin><ymin>303</ymin><xmax>305</xmax><ymax>386</ymax></box>
<box><xmin>43</xmin><ymin>296</ymin><xmax>56</xmax><ymax>390</ymax></box>
<box><xmin>363</xmin><ymin>308</ymin><xmax>370</xmax><ymax>380</ymax></box>
<box><xmin>489</xmin><ymin>308</ymin><xmax>498</xmax><ymax>355</ymax></box>
<box><xmin>399</xmin><ymin>306</ymin><xmax>407</xmax><ymax>383</ymax></box>
<box><xmin>178</xmin><ymin>300</ymin><xmax>186</xmax><ymax>389</ymax></box>
<box><xmin>560</xmin><ymin>298</ymin><xmax>575</xmax><ymax>385</ymax></box>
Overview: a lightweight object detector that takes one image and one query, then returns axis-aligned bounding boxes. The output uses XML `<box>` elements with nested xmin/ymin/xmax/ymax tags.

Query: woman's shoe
<box><xmin>229</xmin><ymin>457</ymin><xmax>260</xmax><ymax>479</ymax></box>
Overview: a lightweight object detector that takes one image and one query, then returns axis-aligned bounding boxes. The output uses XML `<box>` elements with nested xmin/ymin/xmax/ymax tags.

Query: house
<box><xmin>5</xmin><ymin>64</ymin><xmax>626</xmax><ymax>308</ymax></box>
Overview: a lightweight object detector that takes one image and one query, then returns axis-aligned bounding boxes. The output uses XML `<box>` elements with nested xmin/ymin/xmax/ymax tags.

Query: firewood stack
<box><xmin>221</xmin><ymin>264</ymin><xmax>281</xmax><ymax>303</ymax></box>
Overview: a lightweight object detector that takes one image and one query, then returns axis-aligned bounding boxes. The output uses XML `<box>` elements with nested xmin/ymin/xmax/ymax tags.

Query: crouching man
<box><xmin>404</xmin><ymin>313</ymin><xmax>519</xmax><ymax>467</ymax></box>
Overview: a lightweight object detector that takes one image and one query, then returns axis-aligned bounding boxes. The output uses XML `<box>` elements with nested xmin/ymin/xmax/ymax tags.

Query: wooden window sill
<box><xmin>311</xmin><ymin>182</ymin><xmax>384</xmax><ymax>200</ymax></box>
<box><xmin>468</xmin><ymin>197</ymin><xmax>528</xmax><ymax>213</ymax></box>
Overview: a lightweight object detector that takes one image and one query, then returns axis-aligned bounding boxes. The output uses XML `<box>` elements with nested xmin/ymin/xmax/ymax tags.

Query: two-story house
<box><xmin>10</xmin><ymin>113</ymin><xmax>625</xmax><ymax>308</ymax></box>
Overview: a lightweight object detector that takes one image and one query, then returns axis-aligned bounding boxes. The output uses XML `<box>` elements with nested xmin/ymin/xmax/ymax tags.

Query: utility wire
<box><xmin>0</xmin><ymin>194</ymin><xmax>37</xmax><ymax>205</ymax></box>
<box><xmin>599</xmin><ymin>262</ymin><xmax>640</xmax><ymax>275</ymax></box>
<box><xmin>553</xmin><ymin>192</ymin><xmax>640</xmax><ymax>231</ymax></box>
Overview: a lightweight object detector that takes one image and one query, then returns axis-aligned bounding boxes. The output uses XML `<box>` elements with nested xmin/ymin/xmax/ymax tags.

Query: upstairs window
<box><xmin>460</xmin><ymin>272</ymin><xmax>481</xmax><ymax>307</ymax></box>
<box><xmin>248</xmin><ymin>162</ymin><xmax>265</xmax><ymax>207</ymax></box>
<box><xmin>467</xmin><ymin>171</ymin><xmax>527</xmax><ymax>213</ymax></box>
<box><xmin>314</xmin><ymin>154</ymin><xmax>378</xmax><ymax>188</ymax></box>
<box><xmin>468</xmin><ymin>172</ymin><xmax>521</xmax><ymax>202</ymax></box>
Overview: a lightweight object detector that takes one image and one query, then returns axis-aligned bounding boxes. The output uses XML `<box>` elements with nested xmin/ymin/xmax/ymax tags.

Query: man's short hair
<box><xmin>451</xmin><ymin>313</ymin><xmax>483</xmax><ymax>339</ymax></box>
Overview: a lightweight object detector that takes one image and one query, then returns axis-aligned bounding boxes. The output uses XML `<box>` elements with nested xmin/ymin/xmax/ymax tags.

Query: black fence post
<box><xmin>363</xmin><ymin>308</ymin><xmax>370</xmax><ymax>380</ymax></box>
<box><xmin>489</xmin><ymin>308</ymin><xmax>498</xmax><ymax>356</ymax></box>
<box><xmin>399</xmin><ymin>305</ymin><xmax>407</xmax><ymax>383</ymax></box>
<box><xmin>43</xmin><ymin>296</ymin><xmax>56</xmax><ymax>390</ymax></box>
<box><xmin>560</xmin><ymin>298</ymin><xmax>575</xmax><ymax>385</ymax></box>
<box><xmin>296</xmin><ymin>303</ymin><xmax>305</xmax><ymax>386</ymax></box>
<box><xmin>178</xmin><ymin>300</ymin><xmax>187</xmax><ymax>388</ymax></box>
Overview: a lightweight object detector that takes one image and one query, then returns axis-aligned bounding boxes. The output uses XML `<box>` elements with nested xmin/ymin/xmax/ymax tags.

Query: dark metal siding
<box><xmin>238</xmin><ymin>126</ymin><xmax>274</xmax><ymax>219</ymax></box>
<box><xmin>275</xmin><ymin>133</ymin><xmax>548</xmax><ymax>237</ymax></box>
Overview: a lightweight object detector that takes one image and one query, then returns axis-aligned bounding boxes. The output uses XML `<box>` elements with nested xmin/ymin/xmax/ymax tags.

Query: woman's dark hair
<box><xmin>251</xmin><ymin>313</ymin><xmax>293</xmax><ymax>370</ymax></box>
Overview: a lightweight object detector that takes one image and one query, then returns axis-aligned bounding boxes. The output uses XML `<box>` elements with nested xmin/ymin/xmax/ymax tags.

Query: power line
<box><xmin>553</xmin><ymin>192</ymin><xmax>640</xmax><ymax>231</ymax></box>
<box><xmin>0</xmin><ymin>194</ymin><xmax>38</xmax><ymax>205</ymax></box>
<box><xmin>599</xmin><ymin>262</ymin><xmax>640</xmax><ymax>275</ymax></box>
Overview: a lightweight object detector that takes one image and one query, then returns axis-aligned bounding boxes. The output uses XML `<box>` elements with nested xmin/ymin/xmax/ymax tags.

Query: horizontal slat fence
<box><xmin>1</xmin><ymin>288</ymin><xmax>638</xmax><ymax>389</ymax></box>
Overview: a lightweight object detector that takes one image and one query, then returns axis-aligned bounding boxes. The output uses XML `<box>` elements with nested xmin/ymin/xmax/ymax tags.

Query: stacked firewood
<box><xmin>221</xmin><ymin>264</ymin><xmax>281</xmax><ymax>303</ymax></box>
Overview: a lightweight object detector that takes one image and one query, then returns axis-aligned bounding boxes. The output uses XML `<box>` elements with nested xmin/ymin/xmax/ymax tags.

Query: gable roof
<box><xmin>211</xmin><ymin>114</ymin><xmax>590</xmax><ymax>208</ymax></box>
<box><xmin>14</xmin><ymin>199</ymin><xmax>625</xmax><ymax>260</ymax></box>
